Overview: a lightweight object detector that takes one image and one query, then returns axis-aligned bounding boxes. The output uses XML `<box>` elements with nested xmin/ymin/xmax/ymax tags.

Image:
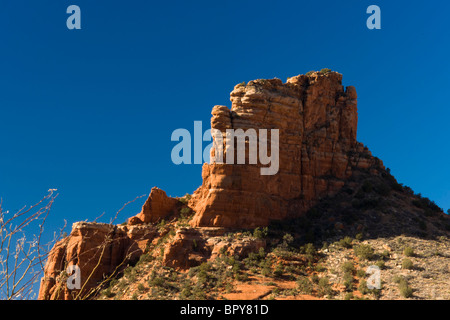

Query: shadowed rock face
<box><xmin>189</xmin><ymin>71</ymin><xmax>380</xmax><ymax>228</ymax></box>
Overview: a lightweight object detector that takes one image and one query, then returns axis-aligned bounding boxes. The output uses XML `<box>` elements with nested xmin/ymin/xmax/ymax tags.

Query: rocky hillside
<box><xmin>38</xmin><ymin>70</ymin><xmax>450</xmax><ymax>300</ymax></box>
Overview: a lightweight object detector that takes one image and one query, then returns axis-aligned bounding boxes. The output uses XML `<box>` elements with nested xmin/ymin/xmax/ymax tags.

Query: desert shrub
<box><xmin>338</xmin><ymin>236</ymin><xmax>353</xmax><ymax>249</ymax></box>
<box><xmin>180</xmin><ymin>284</ymin><xmax>193</xmax><ymax>299</ymax></box>
<box><xmin>282</xmin><ymin>233</ymin><xmax>294</xmax><ymax>247</ymax></box>
<box><xmin>412</xmin><ymin>196</ymin><xmax>442</xmax><ymax>215</ymax></box>
<box><xmin>394</xmin><ymin>276</ymin><xmax>413</xmax><ymax>298</ymax></box>
<box><xmin>301</xmin><ymin>243</ymin><xmax>317</xmax><ymax>257</ymax></box>
<box><xmin>124</xmin><ymin>266</ymin><xmax>136</xmax><ymax>282</ymax></box>
<box><xmin>344</xmin><ymin>293</ymin><xmax>354</xmax><ymax>300</ymax></box>
<box><xmin>253</xmin><ymin>227</ymin><xmax>268</xmax><ymax>239</ymax></box>
<box><xmin>402</xmin><ymin>259</ymin><xmax>414</xmax><ymax>270</ymax></box>
<box><xmin>403</xmin><ymin>246</ymin><xmax>415</xmax><ymax>257</ymax></box>
<box><xmin>354</xmin><ymin>244</ymin><xmax>374</xmax><ymax>260</ymax></box>
<box><xmin>137</xmin><ymin>283</ymin><xmax>146</xmax><ymax>293</ymax></box>
<box><xmin>273</xmin><ymin>263</ymin><xmax>284</xmax><ymax>278</ymax></box>
<box><xmin>102</xmin><ymin>287</ymin><xmax>115</xmax><ymax>298</ymax></box>
<box><xmin>297</xmin><ymin>276</ymin><xmax>313</xmax><ymax>294</ymax></box>
<box><xmin>261</xmin><ymin>266</ymin><xmax>272</xmax><ymax>277</ymax></box>
<box><xmin>380</xmin><ymin>250</ymin><xmax>390</xmax><ymax>260</ymax></box>
<box><xmin>311</xmin><ymin>274</ymin><xmax>320</xmax><ymax>284</ymax></box>
<box><xmin>156</xmin><ymin>219</ymin><xmax>166</xmax><ymax>231</ymax></box>
<box><xmin>343</xmin><ymin>272</ymin><xmax>354</xmax><ymax>292</ymax></box>
<box><xmin>178</xmin><ymin>193</ymin><xmax>191</xmax><ymax>204</ymax></box>
<box><xmin>356</xmin><ymin>269</ymin><xmax>366</xmax><ymax>278</ymax></box>
<box><xmin>319</xmin><ymin>68</ymin><xmax>331</xmax><ymax>74</ymax></box>
<box><xmin>244</xmin><ymin>247</ymin><xmax>266</xmax><ymax>266</ymax></box>
<box><xmin>375</xmin><ymin>260</ymin><xmax>385</xmax><ymax>269</ymax></box>
<box><xmin>305</xmin><ymin>71</ymin><xmax>315</xmax><ymax>76</ymax></box>
<box><xmin>358</xmin><ymin>279</ymin><xmax>369</xmax><ymax>295</ymax></box>
<box><xmin>137</xmin><ymin>253</ymin><xmax>153</xmax><ymax>265</ymax></box>
<box><xmin>148</xmin><ymin>276</ymin><xmax>165</xmax><ymax>287</ymax></box>
<box><xmin>315</xmin><ymin>264</ymin><xmax>327</xmax><ymax>273</ymax></box>
<box><xmin>317</xmin><ymin>277</ymin><xmax>333</xmax><ymax>297</ymax></box>
<box><xmin>399</xmin><ymin>284</ymin><xmax>413</xmax><ymax>298</ymax></box>
<box><xmin>355</xmin><ymin>233</ymin><xmax>364</xmax><ymax>241</ymax></box>
<box><xmin>342</xmin><ymin>261</ymin><xmax>355</xmax><ymax>274</ymax></box>
<box><xmin>180</xmin><ymin>207</ymin><xmax>191</xmax><ymax>217</ymax></box>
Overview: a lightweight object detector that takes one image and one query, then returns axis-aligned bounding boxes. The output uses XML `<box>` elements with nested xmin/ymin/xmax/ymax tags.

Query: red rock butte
<box><xmin>189</xmin><ymin>71</ymin><xmax>378</xmax><ymax>228</ymax></box>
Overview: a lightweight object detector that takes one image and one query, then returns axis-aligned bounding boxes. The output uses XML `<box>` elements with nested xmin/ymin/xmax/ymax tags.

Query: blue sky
<box><xmin>0</xmin><ymin>0</ymin><xmax>449</xmax><ymax>237</ymax></box>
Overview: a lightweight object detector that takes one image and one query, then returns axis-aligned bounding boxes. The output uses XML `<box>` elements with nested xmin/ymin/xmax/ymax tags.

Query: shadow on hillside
<box><xmin>266</xmin><ymin>170</ymin><xmax>450</xmax><ymax>248</ymax></box>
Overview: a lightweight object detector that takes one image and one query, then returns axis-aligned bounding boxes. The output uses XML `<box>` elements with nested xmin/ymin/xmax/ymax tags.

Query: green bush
<box><xmin>253</xmin><ymin>227</ymin><xmax>268</xmax><ymax>239</ymax></box>
<box><xmin>261</xmin><ymin>266</ymin><xmax>272</xmax><ymax>277</ymax></box>
<box><xmin>297</xmin><ymin>277</ymin><xmax>313</xmax><ymax>294</ymax></box>
<box><xmin>403</xmin><ymin>246</ymin><xmax>415</xmax><ymax>257</ymax></box>
<box><xmin>343</xmin><ymin>272</ymin><xmax>354</xmax><ymax>292</ymax></box>
<box><xmin>344</xmin><ymin>293</ymin><xmax>354</xmax><ymax>300</ymax></box>
<box><xmin>354</xmin><ymin>244</ymin><xmax>374</xmax><ymax>260</ymax></box>
<box><xmin>274</xmin><ymin>263</ymin><xmax>284</xmax><ymax>278</ymax></box>
<box><xmin>178</xmin><ymin>194</ymin><xmax>191</xmax><ymax>204</ymax></box>
<box><xmin>317</xmin><ymin>277</ymin><xmax>333</xmax><ymax>297</ymax></box>
<box><xmin>395</xmin><ymin>276</ymin><xmax>413</xmax><ymax>298</ymax></box>
<box><xmin>137</xmin><ymin>283</ymin><xmax>146</xmax><ymax>293</ymax></box>
<box><xmin>402</xmin><ymin>259</ymin><xmax>414</xmax><ymax>270</ymax></box>
<box><xmin>341</xmin><ymin>261</ymin><xmax>355</xmax><ymax>274</ymax></box>
<box><xmin>180</xmin><ymin>207</ymin><xmax>191</xmax><ymax>216</ymax></box>
<box><xmin>319</xmin><ymin>68</ymin><xmax>332</xmax><ymax>74</ymax></box>
<box><xmin>338</xmin><ymin>237</ymin><xmax>353</xmax><ymax>249</ymax></box>
<box><xmin>375</xmin><ymin>260</ymin><xmax>385</xmax><ymax>269</ymax></box>
<box><xmin>358</xmin><ymin>279</ymin><xmax>369</xmax><ymax>295</ymax></box>
<box><xmin>302</xmin><ymin>243</ymin><xmax>317</xmax><ymax>257</ymax></box>
<box><xmin>380</xmin><ymin>250</ymin><xmax>390</xmax><ymax>260</ymax></box>
<box><xmin>400</xmin><ymin>284</ymin><xmax>413</xmax><ymax>298</ymax></box>
<box><xmin>356</xmin><ymin>269</ymin><xmax>366</xmax><ymax>278</ymax></box>
<box><xmin>102</xmin><ymin>287</ymin><xmax>115</xmax><ymax>298</ymax></box>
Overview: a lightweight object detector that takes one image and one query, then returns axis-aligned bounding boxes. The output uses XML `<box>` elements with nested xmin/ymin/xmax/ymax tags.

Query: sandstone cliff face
<box><xmin>190</xmin><ymin>71</ymin><xmax>379</xmax><ymax>228</ymax></box>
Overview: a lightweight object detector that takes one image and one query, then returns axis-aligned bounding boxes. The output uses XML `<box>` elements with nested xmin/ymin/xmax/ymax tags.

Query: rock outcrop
<box><xmin>39</xmin><ymin>220</ymin><xmax>159</xmax><ymax>299</ymax></box>
<box><xmin>129</xmin><ymin>187</ymin><xmax>178</xmax><ymax>225</ymax></box>
<box><xmin>190</xmin><ymin>71</ymin><xmax>380</xmax><ymax>228</ymax></box>
<box><xmin>162</xmin><ymin>227</ymin><xmax>266</xmax><ymax>269</ymax></box>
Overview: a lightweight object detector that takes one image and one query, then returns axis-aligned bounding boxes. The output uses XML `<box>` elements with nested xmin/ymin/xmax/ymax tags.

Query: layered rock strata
<box><xmin>190</xmin><ymin>71</ymin><xmax>380</xmax><ymax>228</ymax></box>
